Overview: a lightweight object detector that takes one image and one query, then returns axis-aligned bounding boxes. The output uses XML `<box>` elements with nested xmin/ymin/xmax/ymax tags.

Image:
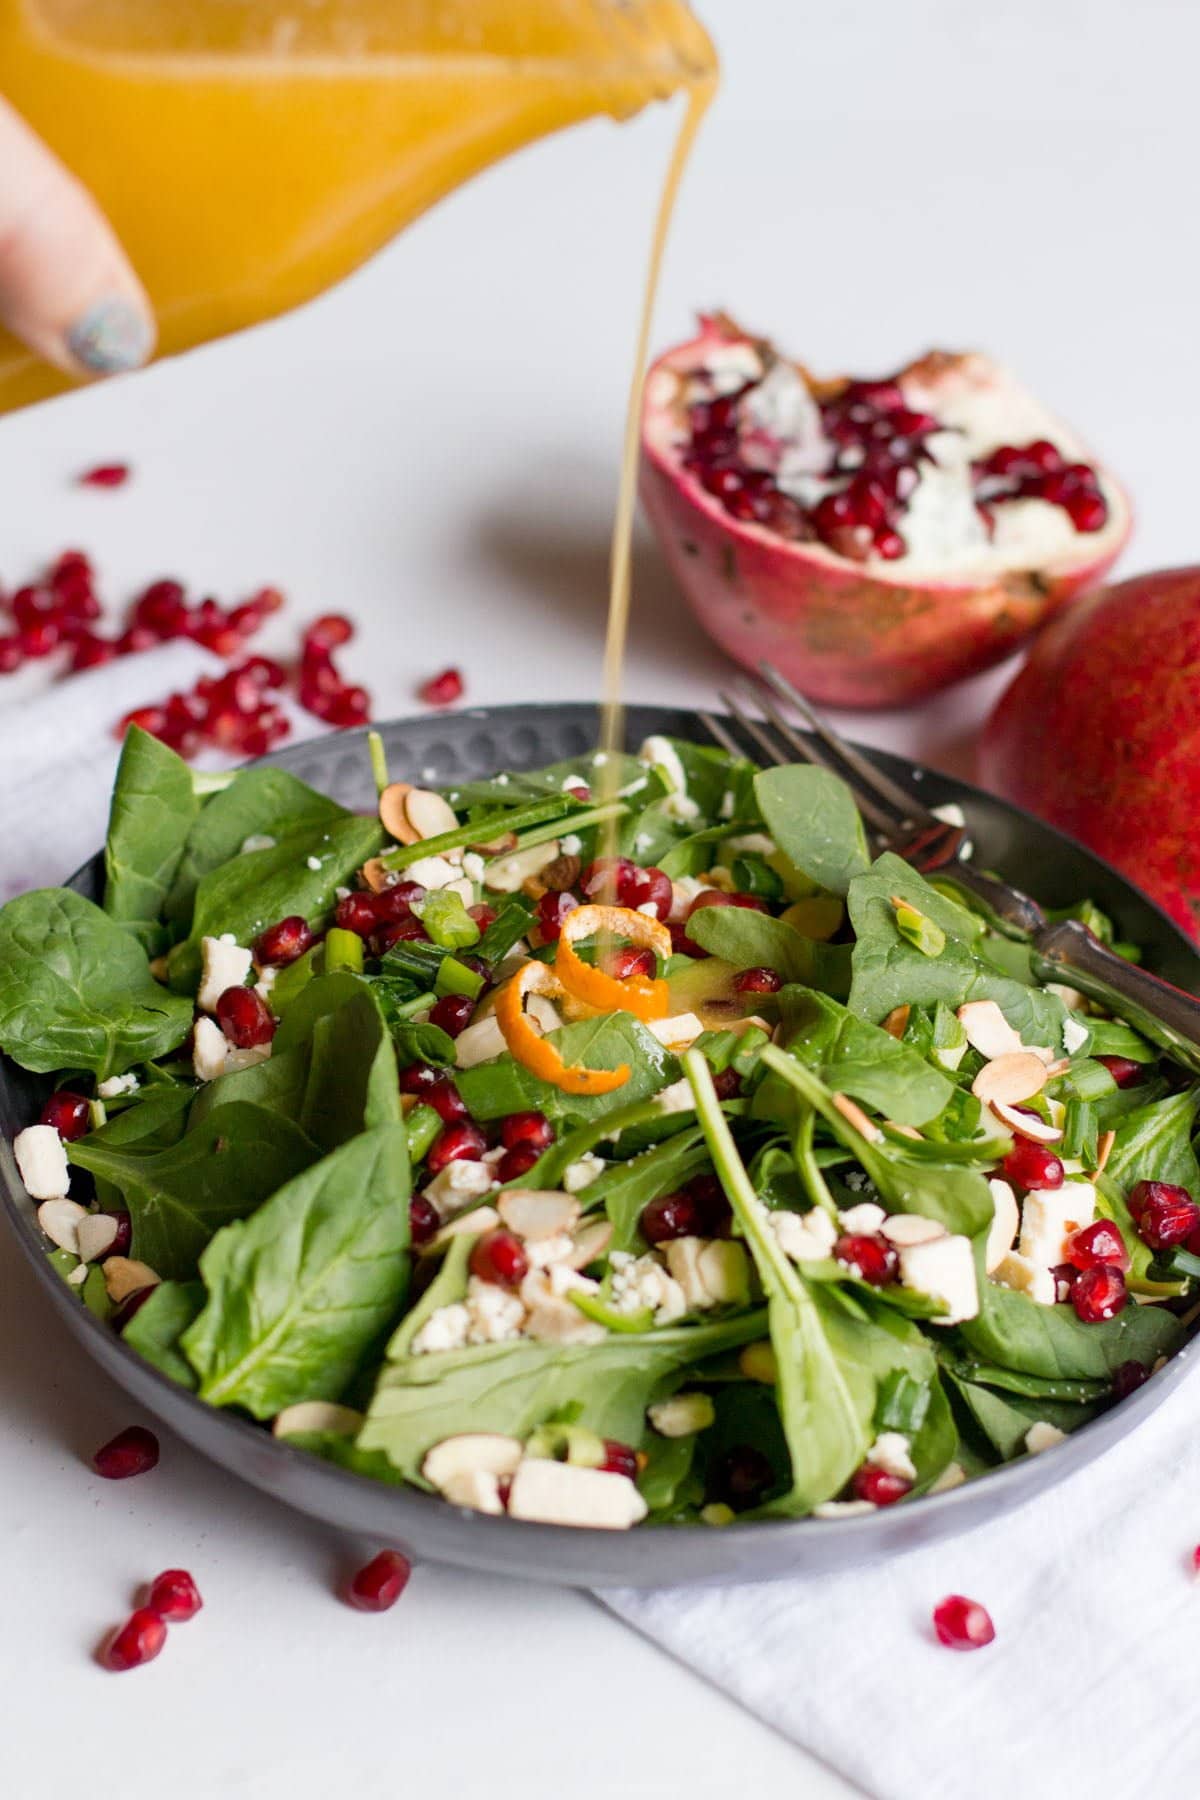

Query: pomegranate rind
<box><xmin>639</xmin><ymin>320</ymin><xmax>1132</xmax><ymax>709</ymax></box>
<box><xmin>979</xmin><ymin>567</ymin><xmax>1200</xmax><ymax>942</ymax></box>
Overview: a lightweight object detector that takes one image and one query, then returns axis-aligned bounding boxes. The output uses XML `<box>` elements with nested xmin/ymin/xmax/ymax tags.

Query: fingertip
<box><xmin>65</xmin><ymin>295</ymin><xmax>156</xmax><ymax>376</ymax></box>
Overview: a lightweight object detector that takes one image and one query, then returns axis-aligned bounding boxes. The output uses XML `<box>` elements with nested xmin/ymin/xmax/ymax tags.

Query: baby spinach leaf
<box><xmin>686</xmin><ymin>906</ymin><xmax>852</xmax><ymax>996</ymax></box>
<box><xmin>754</xmin><ymin>765</ymin><xmax>870</xmax><ymax>897</ymax></box>
<box><xmin>188</xmin><ymin>1043</ymin><xmax>312</xmax><ymax>1130</ymax></box>
<box><xmin>455</xmin><ymin>1014</ymin><xmax>678</xmax><ymax>1127</ymax></box>
<box><xmin>777</xmin><ymin>986</ymin><xmax>953</xmax><ymax>1127</ymax></box>
<box><xmin>165</xmin><ymin>764</ymin><xmax>347</xmax><ymax>930</ymax></box>
<box><xmin>359</xmin><ymin>1311</ymin><xmax>764</xmax><ymax>1481</ymax></box>
<box><xmin>944</xmin><ymin>1373</ymin><xmax>1100</xmax><ymax>1461</ymax></box>
<box><xmin>957</xmin><ymin>1277</ymin><xmax>1182</xmax><ymax>1380</ymax></box>
<box><xmin>70</xmin><ymin>1100</ymin><xmax>320</xmax><ymax>1278</ymax></box>
<box><xmin>294</xmin><ymin>984</ymin><xmax>401</xmax><ymax>1151</ymax></box>
<box><xmin>280</xmin><ymin>1431</ymin><xmax>406</xmax><ymax>1485</ymax></box>
<box><xmin>167</xmin><ymin>814</ymin><xmax>384</xmax><ymax>992</ymax></box>
<box><xmin>938</xmin><ymin>1346</ymin><xmax>1108</xmax><ymax>1405</ymax></box>
<box><xmin>587</xmin><ymin>1126</ymin><xmax>713</xmax><ymax>1251</ymax></box>
<box><xmin>122</xmin><ymin>1280</ymin><xmax>205</xmax><ymax>1388</ymax></box>
<box><xmin>0</xmin><ymin>888</ymin><xmax>193</xmax><ymax>1077</ymax></box>
<box><xmin>183</xmin><ymin>1125</ymin><xmax>411</xmax><ymax>1417</ymax></box>
<box><xmin>1106</xmin><ymin>1089</ymin><xmax>1200</xmax><ymax>1196</ymax></box>
<box><xmin>102</xmin><ymin>727</ymin><xmax>199</xmax><ymax>954</ymax></box>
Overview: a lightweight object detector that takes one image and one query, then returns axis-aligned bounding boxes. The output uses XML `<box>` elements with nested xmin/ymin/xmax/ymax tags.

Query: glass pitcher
<box><xmin>0</xmin><ymin>0</ymin><xmax>716</xmax><ymax>412</ymax></box>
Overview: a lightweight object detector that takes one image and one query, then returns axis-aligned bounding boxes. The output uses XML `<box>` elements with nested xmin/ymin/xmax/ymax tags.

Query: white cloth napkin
<box><xmin>604</xmin><ymin>1361</ymin><xmax>1200</xmax><ymax>1799</ymax></box>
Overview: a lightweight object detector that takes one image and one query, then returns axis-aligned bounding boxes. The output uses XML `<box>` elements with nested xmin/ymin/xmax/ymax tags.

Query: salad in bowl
<box><xmin>0</xmin><ymin>723</ymin><xmax>1194</xmax><ymax>1532</ymax></box>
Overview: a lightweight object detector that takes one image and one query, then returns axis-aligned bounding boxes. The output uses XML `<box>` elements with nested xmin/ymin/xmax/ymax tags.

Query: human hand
<box><xmin>0</xmin><ymin>95</ymin><xmax>155</xmax><ymax>377</ymax></box>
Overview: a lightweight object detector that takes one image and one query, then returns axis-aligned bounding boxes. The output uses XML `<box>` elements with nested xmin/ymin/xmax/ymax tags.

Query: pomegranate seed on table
<box><xmin>429</xmin><ymin>994</ymin><xmax>474</xmax><ymax>1038</ymax></box>
<box><xmin>1111</xmin><ymin>1359</ymin><xmax>1150</xmax><ymax>1400</ymax></box>
<box><xmin>345</xmin><ymin>1549</ymin><xmax>411</xmax><ymax>1612</ymax></box>
<box><xmin>851</xmin><ymin>1466</ymin><xmax>912</xmax><ymax>1506</ymax></box>
<box><xmin>1071</xmin><ymin>1263</ymin><xmax>1127</xmax><ymax>1322</ymax></box>
<box><xmin>19</xmin><ymin>619</ymin><xmax>60</xmax><ymax>657</ymax></box>
<box><xmin>1002</xmin><ymin>1139</ymin><xmax>1065</xmax><ymax>1190</ymax></box>
<box><xmin>497</xmin><ymin>1145</ymin><xmax>541</xmax><ymax>1184</ymax></box>
<box><xmin>0</xmin><ymin>635</ymin><xmax>22</xmax><ymax>673</ymax></box>
<box><xmin>600</xmin><ymin>1440</ymin><xmax>640</xmax><ymax>1482</ymax></box>
<box><xmin>304</xmin><ymin>613</ymin><xmax>354</xmax><ymax>652</ymax></box>
<box><xmin>146</xmin><ymin>1569</ymin><xmax>203</xmax><ymax>1623</ymax></box>
<box><xmin>93</xmin><ymin>1426</ymin><xmax>160</xmax><ymax>1480</ymax></box>
<box><xmin>1097</xmin><ymin>1055</ymin><xmax>1144</xmax><ymax>1089</ymax></box>
<box><xmin>469</xmin><ymin>1229</ymin><xmax>529</xmax><ymax>1289</ymax></box>
<box><xmin>100</xmin><ymin>1608</ymin><xmax>167</xmax><ymax>1672</ymax></box>
<box><xmin>1128</xmin><ymin>1180</ymin><xmax>1200</xmax><ymax>1249</ymax></box>
<box><xmin>215</xmin><ymin>985</ymin><xmax>277</xmax><ymax>1049</ymax></box>
<box><xmin>255</xmin><ymin>916</ymin><xmax>314</xmax><ymax>966</ymax></box>
<box><xmin>70</xmin><ymin>632</ymin><xmax>117</xmax><ymax>671</ymax></box>
<box><xmin>409</xmin><ymin>1196</ymin><xmax>440</xmax><ymax>1246</ymax></box>
<box><xmin>1067</xmin><ymin>1219</ymin><xmax>1130</xmax><ymax>1271</ymax></box>
<box><xmin>78</xmin><ymin>463</ymin><xmax>131</xmax><ymax>489</ymax></box>
<box><xmin>40</xmin><ymin>1089</ymin><xmax>90</xmax><ymax>1140</ymax></box>
<box><xmin>835</xmin><ymin>1234</ymin><xmax>899</xmax><ymax>1286</ymax></box>
<box><xmin>500</xmin><ymin>1111</ymin><xmax>555</xmax><ymax>1153</ymax></box>
<box><xmin>419</xmin><ymin>667</ymin><xmax>464</xmax><ymax>707</ymax></box>
<box><xmin>733</xmin><ymin>966</ymin><xmax>783</xmax><ymax>995</ymax></box>
<box><xmin>116</xmin><ymin>624</ymin><xmax>159</xmax><ymax>657</ymax></box>
<box><xmin>932</xmin><ymin>1594</ymin><xmax>995</xmax><ymax>1651</ymax></box>
<box><xmin>426</xmin><ymin>1121</ymin><xmax>486</xmax><ymax>1173</ymax></box>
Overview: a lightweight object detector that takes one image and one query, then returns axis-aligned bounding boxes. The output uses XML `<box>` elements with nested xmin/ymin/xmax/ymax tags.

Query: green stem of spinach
<box><xmin>380</xmin><ymin>795</ymin><xmax>582</xmax><ymax>872</ymax></box>
<box><xmin>502</xmin><ymin>800</ymin><xmax>629</xmax><ymax>856</ymax></box>
<box><xmin>367</xmin><ymin>730</ymin><xmax>390</xmax><ymax>798</ymax></box>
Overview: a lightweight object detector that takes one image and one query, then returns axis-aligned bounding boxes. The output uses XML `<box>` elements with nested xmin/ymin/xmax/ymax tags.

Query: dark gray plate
<box><xmin>2</xmin><ymin>703</ymin><xmax>1197</xmax><ymax>1589</ymax></box>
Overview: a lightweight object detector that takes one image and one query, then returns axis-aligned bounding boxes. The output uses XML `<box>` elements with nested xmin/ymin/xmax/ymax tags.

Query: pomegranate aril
<box><xmin>147</xmin><ymin>1568</ymin><xmax>202</xmax><ymax>1623</ymax></box>
<box><xmin>600</xmin><ymin>1439</ymin><xmax>639</xmax><ymax>1482</ymax></box>
<box><xmin>0</xmin><ymin>635</ymin><xmax>23</xmax><ymax>673</ymax></box>
<box><xmin>580</xmin><ymin>856</ymin><xmax>637</xmax><ymax>905</ymax></box>
<box><xmin>426</xmin><ymin>1076</ymin><xmax>468</xmax><ymax>1124</ymax></box>
<box><xmin>101</xmin><ymin>1608</ymin><xmax>167</xmax><ymax>1672</ymax></box>
<box><xmin>409</xmin><ymin>1195</ymin><xmax>440</xmax><ymax>1246</ymax></box>
<box><xmin>851</xmin><ymin>1466</ymin><xmax>911</xmax><ymax>1506</ymax></box>
<box><xmin>12</xmin><ymin>585</ymin><xmax>57</xmax><ymax>629</ymax></box>
<box><xmin>426</xmin><ymin>1120</ymin><xmax>486</xmax><ymax>1173</ymax></box>
<box><xmin>710</xmin><ymin>1443</ymin><xmax>774</xmax><ymax>1511</ymax></box>
<box><xmin>19</xmin><ymin>619</ymin><xmax>60</xmax><ymax>657</ymax></box>
<box><xmin>469</xmin><ymin>903</ymin><xmax>498</xmax><ymax>935</ymax></box>
<box><xmin>79</xmin><ymin>462</ymin><xmax>130</xmax><ymax>489</ymax></box>
<box><xmin>1098</xmin><ymin>1054</ymin><xmax>1144</xmax><ymax>1089</ymax></box>
<box><xmin>419</xmin><ymin>667</ymin><xmax>464</xmax><ymax>707</ymax></box>
<box><xmin>1111</xmin><ymin>1359</ymin><xmax>1150</xmax><ymax>1400</ymax></box>
<box><xmin>469</xmin><ymin>1228</ymin><xmax>528</xmax><ymax>1289</ymax></box>
<box><xmin>373</xmin><ymin>916</ymin><xmax>429</xmax><ymax>954</ymax></box>
<box><xmin>429</xmin><ymin>994</ymin><xmax>474</xmax><ymax>1038</ymax></box>
<box><xmin>1071</xmin><ymin>1263</ymin><xmax>1127</xmax><ymax>1322</ymax></box>
<box><xmin>133</xmin><ymin>581</ymin><xmax>189</xmax><ymax>638</ymax></box>
<box><xmin>326</xmin><ymin>686</ymin><xmax>371</xmax><ymax>728</ymax></box>
<box><xmin>228</xmin><ymin>601</ymin><xmax>264</xmax><ymax>635</ymax></box>
<box><xmin>70</xmin><ymin>632</ymin><xmax>117</xmax><ymax>671</ymax></box>
<box><xmin>536</xmin><ymin>889</ymin><xmax>577</xmax><ymax>942</ymax></box>
<box><xmin>116</xmin><ymin>624</ymin><xmax>159</xmax><ymax>657</ymax></box>
<box><xmin>1066</xmin><ymin>491</ymin><xmax>1108</xmax><ymax>532</ymax></box>
<box><xmin>497</xmin><ymin>1144</ymin><xmax>541</xmax><ymax>1183</ymax></box>
<box><xmin>606</xmin><ymin>945</ymin><xmax>656</xmax><ymax>981</ymax></box>
<box><xmin>398</xmin><ymin>1061</ymin><xmax>437</xmax><ymax>1096</ymax></box>
<box><xmin>733</xmin><ymin>966</ymin><xmax>782</xmax><ymax>995</ymax></box>
<box><xmin>374</xmin><ymin>880</ymin><xmax>425</xmax><ymax>921</ymax></box>
<box><xmin>641</xmin><ymin>1190</ymin><xmax>706</xmax><ymax>1245</ymax></box>
<box><xmin>335</xmin><ymin>892</ymin><xmax>380</xmax><ymax>938</ymax></box>
<box><xmin>345</xmin><ymin>1548</ymin><xmax>411</xmax><ymax>1613</ymax></box>
<box><xmin>111</xmin><ymin>1285</ymin><xmax>157</xmax><ymax>1331</ymax></box>
<box><xmin>304</xmin><ymin>613</ymin><xmax>354</xmax><ymax>652</ymax></box>
<box><xmin>40</xmin><ymin>1089</ymin><xmax>91</xmax><ymax>1140</ymax></box>
<box><xmin>932</xmin><ymin>1594</ymin><xmax>995</xmax><ymax>1651</ymax></box>
<box><xmin>712</xmin><ymin>1066</ymin><xmax>743</xmax><ymax>1100</ymax></box>
<box><xmin>1002</xmin><ymin>1138</ymin><xmax>1064</xmax><ymax>1190</ymax></box>
<box><xmin>500</xmin><ymin>1110</ymin><xmax>555</xmax><ymax>1153</ymax></box>
<box><xmin>215</xmin><ymin>985</ymin><xmax>276</xmax><ymax>1049</ymax></box>
<box><xmin>624</xmin><ymin>865</ymin><xmax>673</xmax><ymax>920</ymax></box>
<box><xmin>93</xmin><ymin>1425</ymin><xmax>160</xmax><ymax>1480</ymax></box>
<box><xmin>255</xmin><ymin>915</ymin><xmax>314</xmax><ymax>966</ymax></box>
<box><xmin>835</xmin><ymin>1233</ymin><xmax>899</xmax><ymax>1286</ymax></box>
<box><xmin>1067</xmin><ymin>1218</ymin><xmax>1130</xmax><ymax>1271</ymax></box>
<box><xmin>1128</xmin><ymin>1179</ymin><xmax>1200</xmax><ymax>1250</ymax></box>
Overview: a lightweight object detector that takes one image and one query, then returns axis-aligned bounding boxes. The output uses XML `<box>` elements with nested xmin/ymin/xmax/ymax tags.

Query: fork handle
<box><xmin>1031</xmin><ymin>919</ymin><xmax>1200</xmax><ymax>1076</ymax></box>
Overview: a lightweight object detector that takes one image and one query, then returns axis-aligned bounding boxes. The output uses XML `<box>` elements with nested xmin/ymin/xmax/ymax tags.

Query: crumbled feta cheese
<box><xmin>524</xmin><ymin>1232</ymin><xmax>576</xmax><ymax>1269</ymax></box>
<box><xmin>422</xmin><ymin>1157</ymin><xmax>496</xmax><ymax>1220</ymax></box>
<box><xmin>411</xmin><ymin>1303</ymin><xmax>471</xmax><ymax>1356</ymax></box>
<box><xmin>461</xmin><ymin>851</ymin><xmax>486</xmax><ymax>883</ymax></box>
<box><xmin>771</xmin><ymin>1207</ymin><xmax>837</xmax><ymax>1263</ymax></box>
<box><xmin>192</xmin><ymin>1016</ymin><xmax>230</xmax><ymax>1082</ymax></box>
<box><xmin>866</xmin><ymin>1432</ymin><xmax>917</xmax><ymax>1482</ymax></box>
<box><xmin>1062</xmin><ymin>1015</ymin><xmax>1090</xmax><ymax>1056</ymax></box>
<box><xmin>664</xmin><ymin>1237</ymin><xmax>750</xmax><ymax>1311</ymax></box>
<box><xmin>638</xmin><ymin>735</ymin><xmax>687</xmax><ymax>794</ymax></box>
<box><xmin>240</xmin><ymin>833</ymin><xmax>276</xmax><ymax>854</ymax></box>
<box><xmin>636</xmin><ymin>900</ymin><xmax>659</xmax><ymax>917</ymax></box>
<box><xmin>224</xmin><ymin>1043</ymin><xmax>272</xmax><ymax>1074</ymax></box>
<box><xmin>592</xmin><ymin>753</ymin><xmax>607</xmax><ymax>767</ymax></box>
<box><xmin>404</xmin><ymin>855</ymin><xmax>463</xmax><ymax>891</ymax></box>
<box><xmin>842</xmin><ymin>1169</ymin><xmax>870</xmax><ymax>1194</ymax></box>
<box><xmin>519</xmin><ymin>1266</ymin><xmax>606</xmax><ymax>1344</ymax></box>
<box><xmin>562</xmin><ymin>1153</ymin><xmax>606</xmax><ymax>1193</ymax></box>
<box><xmin>440</xmin><ymin>1469</ymin><xmax>505</xmax><ymax>1514</ymax></box>
<box><xmin>655</xmin><ymin>1079</ymin><xmax>697</xmax><ymax>1117</ymax></box>
<box><xmin>1018</xmin><ymin>1183</ymin><xmax>1096</xmax><ymax>1268</ymax></box>
<box><xmin>723</xmin><ymin>832</ymin><xmax>776</xmax><ymax>857</ymax></box>
<box><xmin>254</xmin><ymin>963</ymin><xmax>278</xmax><ymax>1003</ymax></box>
<box><xmin>647</xmin><ymin>1393</ymin><xmax>716</xmax><ymax>1438</ymax></box>
<box><xmin>96</xmin><ymin>1072</ymin><xmax>139</xmax><ymax>1099</ymax></box>
<box><xmin>645</xmin><ymin>1012</ymin><xmax>705</xmax><ymax>1051</ymax></box>
<box><xmin>464</xmin><ymin>1275</ymin><xmax>526</xmax><ymax>1345</ymax></box>
<box><xmin>305</xmin><ymin>855</ymin><xmax>323</xmax><ymax>872</ymax></box>
<box><xmin>931</xmin><ymin>1462</ymin><xmax>967</xmax><ymax>1493</ymax></box>
<box><xmin>560</xmin><ymin>833</ymin><xmax>582</xmax><ymax>856</ymax></box>
<box><xmin>898</xmin><ymin>1234</ymin><xmax>979</xmax><ymax>1324</ymax></box>
<box><xmin>197</xmin><ymin>934</ymin><xmax>254</xmax><ymax>1013</ymax></box>
<box><xmin>813</xmin><ymin>1499</ymin><xmax>877</xmax><ymax>1519</ymax></box>
<box><xmin>662</xmin><ymin>791</ymin><xmax>701</xmax><ymax>824</ymax></box>
<box><xmin>609</xmin><ymin>1251</ymin><xmax>687</xmax><ymax>1326</ymax></box>
<box><xmin>1024</xmin><ymin>1421</ymin><xmax>1066</xmax><ymax>1456</ymax></box>
<box><xmin>14</xmin><ymin>1125</ymin><xmax>70</xmax><ymax>1200</ymax></box>
<box><xmin>993</xmin><ymin>1249</ymin><xmax>1057</xmax><ymax>1307</ymax></box>
<box><xmin>634</xmin><ymin>833</ymin><xmax>655</xmax><ymax>855</ymax></box>
<box><xmin>719</xmin><ymin>790</ymin><xmax>735</xmax><ymax>820</ymax></box>
<box><xmin>334</xmin><ymin>885</ymin><xmax>351</xmax><ymax>901</ymax></box>
<box><xmin>838</xmin><ymin>1202</ymin><xmax>887</xmax><ymax>1236</ymax></box>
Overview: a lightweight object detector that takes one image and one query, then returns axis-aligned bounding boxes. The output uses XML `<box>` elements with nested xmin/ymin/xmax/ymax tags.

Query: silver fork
<box><xmin>699</xmin><ymin>663</ymin><xmax>1200</xmax><ymax>1076</ymax></box>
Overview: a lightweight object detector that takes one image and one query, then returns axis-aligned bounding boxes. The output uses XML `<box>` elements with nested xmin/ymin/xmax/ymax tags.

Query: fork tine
<box><xmin>741</xmin><ymin>680</ymin><xmax>899</xmax><ymax>836</ymax></box>
<box><xmin>758</xmin><ymin>663</ymin><xmax>937</xmax><ymax>828</ymax></box>
<box><xmin>718</xmin><ymin>688</ymin><xmax>789</xmax><ymax>768</ymax></box>
<box><xmin>695</xmin><ymin>709</ymin><xmax>747</xmax><ymax>762</ymax></box>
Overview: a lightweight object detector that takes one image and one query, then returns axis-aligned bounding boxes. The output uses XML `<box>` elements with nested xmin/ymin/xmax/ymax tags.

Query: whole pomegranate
<box><xmin>639</xmin><ymin>314</ymin><xmax>1130</xmax><ymax>708</ymax></box>
<box><xmin>979</xmin><ymin>568</ymin><xmax>1200</xmax><ymax>941</ymax></box>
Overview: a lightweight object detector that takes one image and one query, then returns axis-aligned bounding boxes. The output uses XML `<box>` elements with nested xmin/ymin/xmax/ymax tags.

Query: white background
<box><xmin>0</xmin><ymin>2</ymin><xmax>1193</xmax><ymax>1795</ymax></box>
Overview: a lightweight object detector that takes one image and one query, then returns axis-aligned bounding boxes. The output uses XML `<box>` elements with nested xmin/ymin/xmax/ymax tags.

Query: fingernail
<box><xmin>66</xmin><ymin>297</ymin><xmax>153</xmax><ymax>374</ymax></box>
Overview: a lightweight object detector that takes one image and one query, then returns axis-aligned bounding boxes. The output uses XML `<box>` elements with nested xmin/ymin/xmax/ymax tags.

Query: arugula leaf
<box><xmin>777</xmin><ymin>986</ymin><xmax>953</xmax><ymax>1127</ymax></box>
<box><xmin>958</xmin><ymin>1276</ymin><xmax>1182</xmax><ymax>1380</ymax></box>
<box><xmin>166</xmin><ymin>814</ymin><xmax>384</xmax><ymax>992</ymax></box>
<box><xmin>455</xmin><ymin>1013</ymin><xmax>679</xmax><ymax>1126</ymax></box>
<box><xmin>754</xmin><ymin>765</ymin><xmax>870</xmax><ymax>897</ymax></box>
<box><xmin>102</xmin><ymin>728</ymin><xmax>199</xmax><ymax>954</ymax></box>
<box><xmin>70</xmin><ymin>1100</ymin><xmax>320</xmax><ymax>1278</ymax></box>
<box><xmin>122</xmin><ymin>1280</ymin><xmax>204</xmax><ymax>1388</ymax></box>
<box><xmin>183</xmin><ymin>1126</ymin><xmax>411</xmax><ymax>1417</ymax></box>
<box><xmin>686</xmin><ymin>906</ymin><xmax>852</xmax><ymax>996</ymax></box>
<box><xmin>165</xmin><ymin>764</ymin><xmax>347</xmax><ymax>931</ymax></box>
<box><xmin>0</xmin><ymin>889</ymin><xmax>193</xmax><ymax>1077</ymax></box>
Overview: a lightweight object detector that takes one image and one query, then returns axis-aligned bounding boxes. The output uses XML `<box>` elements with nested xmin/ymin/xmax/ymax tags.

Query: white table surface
<box><xmin>0</xmin><ymin>2</ymin><xmax>1194</xmax><ymax>1795</ymax></box>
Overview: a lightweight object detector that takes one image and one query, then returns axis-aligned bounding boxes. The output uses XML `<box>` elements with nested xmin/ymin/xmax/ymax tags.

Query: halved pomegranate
<box><xmin>640</xmin><ymin>314</ymin><xmax>1131</xmax><ymax>707</ymax></box>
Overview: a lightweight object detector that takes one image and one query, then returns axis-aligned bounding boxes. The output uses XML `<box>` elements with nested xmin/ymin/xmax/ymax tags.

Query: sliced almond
<box><xmin>76</xmin><ymin>1212</ymin><xmax>120</xmax><ymax>1264</ymax></box>
<box><xmin>567</xmin><ymin>1218</ymin><xmax>614</xmax><ymax>1270</ymax></box>
<box><xmin>880</xmin><ymin>1213</ymin><xmax>947</xmax><ymax>1248</ymax></box>
<box><xmin>496</xmin><ymin>1189</ymin><xmax>580</xmax><ymax>1241</ymax></box>
<box><xmin>831</xmin><ymin>1092</ymin><xmax>883</xmax><ymax>1142</ymax></box>
<box><xmin>484</xmin><ymin>841</ymin><xmax>561</xmax><ymax>894</ymax></box>
<box><xmin>885</xmin><ymin>1121</ymin><xmax>923</xmax><ymax>1142</ymax></box>
<box><xmin>273</xmin><ymin>1401</ymin><xmax>363</xmax><ymax>1439</ymax></box>
<box><xmin>972</xmin><ymin>1051</ymin><xmax>1049</xmax><ymax>1107</ymax></box>
<box><xmin>957</xmin><ymin>1000</ymin><xmax>1024</xmax><ymax>1061</ymax></box>
<box><xmin>469</xmin><ymin>830</ymin><xmax>518</xmax><ymax>856</ymax></box>
<box><xmin>454</xmin><ymin>1014</ymin><xmax>507</xmax><ymax>1070</ymax></box>
<box><xmin>422</xmin><ymin>1432</ymin><xmax>523</xmax><ymax>1491</ymax></box>
<box><xmin>984</xmin><ymin>1177</ymin><xmax>1020</xmax><ymax>1272</ymax></box>
<box><xmin>882</xmin><ymin>1005</ymin><xmax>911</xmax><ymax>1040</ymax></box>
<box><xmin>103</xmin><ymin>1256</ymin><xmax>161</xmax><ymax>1304</ymax></box>
<box><xmin>989</xmin><ymin>1098</ymin><xmax>1064</xmax><ymax>1145</ymax></box>
<box><xmin>37</xmin><ymin>1198</ymin><xmax>88</xmax><ymax>1255</ymax></box>
<box><xmin>527</xmin><ymin>992</ymin><xmax>563</xmax><ymax>1035</ymax></box>
<box><xmin>429</xmin><ymin>1205</ymin><xmax>501</xmax><ymax>1249</ymax></box>
<box><xmin>404</xmin><ymin>788</ymin><xmax>460</xmax><ymax>842</ymax></box>
<box><xmin>361</xmin><ymin>856</ymin><xmax>398</xmax><ymax>894</ymax></box>
<box><xmin>1094</xmin><ymin>1129</ymin><xmax>1116</xmax><ymax>1174</ymax></box>
<box><xmin>506</xmin><ymin>1457</ymin><xmax>647</xmax><ymax>1528</ymax></box>
<box><xmin>379</xmin><ymin>781</ymin><xmax>421</xmax><ymax>844</ymax></box>
<box><xmin>440</xmin><ymin>1469</ymin><xmax>505</xmax><ymax>1514</ymax></box>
